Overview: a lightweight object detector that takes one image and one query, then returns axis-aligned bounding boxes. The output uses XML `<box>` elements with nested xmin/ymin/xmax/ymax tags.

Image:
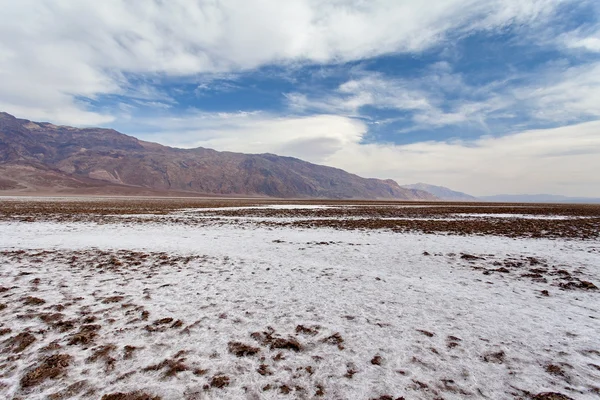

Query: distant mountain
<box><xmin>0</xmin><ymin>112</ymin><xmax>436</xmax><ymax>200</ymax></box>
<box><xmin>401</xmin><ymin>183</ymin><xmax>477</xmax><ymax>201</ymax></box>
<box><xmin>479</xmin><ymin>194</ymin><xmax>600</xmax><ymax>204</ymax></box>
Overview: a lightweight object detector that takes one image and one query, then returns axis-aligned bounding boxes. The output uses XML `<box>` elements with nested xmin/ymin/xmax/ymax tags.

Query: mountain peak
<box><xmin>0</xmin><ymin>111</ymin><xmax>16</xmax><ymax>120</ymax></box>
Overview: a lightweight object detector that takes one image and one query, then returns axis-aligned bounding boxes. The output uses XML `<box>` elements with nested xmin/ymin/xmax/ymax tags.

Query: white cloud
<box><xmin>287</xmin><ymin>56</ymin><xmax>600</xmax><ymax>134</ymax></box>
<box><xmin>562</xmin><ymin>27</ymin><xmax>600</xmax><ymax>52</ymax></box>
<box><xmin>286</xmin><ymin>68</ymin><xmax>511</xmax><ymax>131</ymax></box>
<box><xmin>131</xmin><ymin>111</ymin><xmax>366</xmax><ymax>163</ymax></box>
<box><xmin>130</xmin><ymin>111</ymin><xmax>600</xmax><ymax>197</ymax></box>
<box><xmin>330</xmin><ymin>121</ymin><xmax>600</xmax><ymax>197</ymax></box>
<box><xmin>286</xmin><ymin>73</ymin><xmax>432</xmax><ymax>117</ymax></box>
<box><xmin>514</xmin><ymin>62</ymin><xmax>600</xmax><ymax>123</ymax></box>
<box><xmin>0</xmin><ymin>0</ymin><xmax>571</xmax><ymax>122</ymax></box>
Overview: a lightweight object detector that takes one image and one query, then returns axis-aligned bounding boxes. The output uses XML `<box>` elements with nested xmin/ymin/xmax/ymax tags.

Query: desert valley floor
<box><xmin>0</xmin><ymin>197</ymin><xmax>598</xmax><ymax>400</ymax></box>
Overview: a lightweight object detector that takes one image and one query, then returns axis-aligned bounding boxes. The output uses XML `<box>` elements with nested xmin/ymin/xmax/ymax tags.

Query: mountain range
<box><xmin>0</xmin><ymin>112</ymin><xmax>435</xmax><ymax>200</ymax></box>
<box><xmin>401</xmin><ymin>183</ymin><xmax>477</xmax><ymax>201</ymax></box>
<box><xmin>478</xmin><ymin>194</ymin><xmax>600</xmax><ymax>204</ymax></box>
<box><xmin>4</xmin><ymin>112</ymin><xmax>598</xmax><ymax>203</ymax></box>
<box><xmin>400</xmin><ymin>183</ymin><xmax>600</xmax><ymax>204</ymax></box>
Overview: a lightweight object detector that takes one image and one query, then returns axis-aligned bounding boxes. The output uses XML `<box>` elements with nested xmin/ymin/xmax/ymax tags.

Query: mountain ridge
<box><xmin>400</xmin><ymin>182</ymin><xmax>600</xmax><ymax>204</ymax></box>
<box><xmin>401</xmin><ymin>183</ymin><xmax>477</xmax><ymax>201</ymax></box>
<box><xmin>479</xmin><ymin>194</ymin><xmax>600</xmax><ymax>204</ymax></box>
<box><xmin>0</xmin><ymin>112</ymin><xmax>435</xmax><ymax>200</ymax></box>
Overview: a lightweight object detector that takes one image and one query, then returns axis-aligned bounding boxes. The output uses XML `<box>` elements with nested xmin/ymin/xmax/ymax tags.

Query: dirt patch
<box><xmin>531</xmin><ymin>393</ymin><xmax>574</xmax><ymax>400</ymax></box>
<box><xmin>482</xmin><ymin>350</ymin><xmax>505</xmax><ymax>364</ymax></box>
<box><xmin>20</xmin><ymin>354</ymin><xmax>73</xmax><ymax>388</ymax></box>
<box><xmin>545</xmin><ymin>364</ymin><xmax>566</xmax><ymax>377</ymax></box>
<box><xmin>102</xmin><ymin>296</ymin><xmax>125</xmax><ymax>304</ymax></box>
<box><xmin>257</xmin><ymin>363</ymin><xmax>272</xmax><ymax>375</ymax></box>
<box><xmin>23</xmin><ymin>296</ymin><xmax>46</xmax><ymax>306</ymax></box>
<box><xmin>466</xmin><ymin>254</ymin><xmax>596</xmax><ymax>292</ymax></box>
<box><xmin>4</xmin><ymin>331</ymin><xmax>36</xmax><ymax>353</ymax></box>
<box><xmin>461</xmin><ymin>253</ymin><xmax>485</xmax><ymax>261</ymax></box>
<box><xmin>123</xmin><ymin>345</ymin><xmax>139</xmax><ymax>360</ymax></box>
<box><xmin>280</xmin><ymin>384</ymin><xmax>292</xmax><ymax>394</ymax></box>
<box><xmin>251</xmin><ymin>328</ymin><xmax>304</xmax><ymax>352</ymax></box>
<box><xmin>87</xmin><ymin>344</ymin><xmax>117</xmax><ymax>371</ymax></box>
<box><xmin>143</xmin><ymin>356</ymin><xmax>189</xmax><ymax>378</ymax></box>
<box><xmin>48</xmin><ymin>380</ymin><xmax>90</xmax><ymax>400</ymax></box>
<box><xmin>250</xmin><ymin>329</ymin><xmax>273</xmax><ymax>346</ymax></box>
<box><xmin>228</xmin><ymin>341</ymin><xmax>260</xmax><ymax>357</ymax></box>
<box><xmin>171</xmin><ymin>319</ymin><xmax>183</xmax><ymax>328</ymax></box>
<box><xmin>144</xmin><ymin>317</ymin><xmax>180</xmax><ymax>332</ymax></box>
<box><xmin>5</xmin><ymin>199</ymin><xmax>599</xmax><ymax>239</ymax></box>
<box><xmin>209</xmin><ymin>374</ymin><xmax>230</xmax><ymax>388</ymax></box>
<box><xmin>559</xmin><ymin>280</ymin><xmax>598</xmax><ymax>290</ymax></box>
<box><xmin>322</xmin><ymin>332</ymin><xmax>344</xmax><ymax>345</ymax></box>
<box><xmin>193</xmin><ymin>368</ymin><xmax>208</xmax><ymax>376</ymax></box>
<box><xmin>447</xmin><ymin>335</ymin><xmax>462</xmax><ymax>349</ymax></box>
<box><xmin>315</xmin><ymin>384</ymin><xmax>325</xmax><ymax>396</ymax></box>
<box><xmin>101</xmin><ymin>392</ymin><xmax>162</xmax><ymax>400</ymax></box>
<box><xmin>82</xmin><ymin>315</ymin><xmax>97</xmax><ymax>324</ymax></box>
<box><xmin>39</xmin><ymin>313</ymin><xmax>65</xmax><ymax>324</ymax></box>
<box><xmin>53</xmin><ymin>319</ymin><xmax>77</xmax><ymax>332</ymax></box>
<box><xmin>68</xmin><ymin>324</ymin><xmax>101</xmax><ymax>346</ymax></box>
<box><xmin>295</xmin><ymin>324</ymin><xmax>319</xmax><ymax>335</ymax></box>
<box><xmin>271</xmin><ymin>337</ymin><xmax>303</xmax><ymax>352</ymax></box>
<box><xmin>344</xmin><ymin>364</ymin><xmax>358</xmax><ymax>378</ymax></box>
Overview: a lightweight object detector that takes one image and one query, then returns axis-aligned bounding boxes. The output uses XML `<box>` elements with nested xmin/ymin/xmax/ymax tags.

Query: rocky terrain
<box><xmin>0</xmin><ymin>198</ymin><xmax>598</xmax><ymax>399</ymax></box>
<box><xmin>0</xmin><ymin>112</ymin><xmax>434</xmax><ymax>200</ymax></box>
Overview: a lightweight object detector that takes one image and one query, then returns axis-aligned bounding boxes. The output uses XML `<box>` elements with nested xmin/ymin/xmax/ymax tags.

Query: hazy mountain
<box><xmin>401</xmin><ymin>183</ymin><xmax>477</xmax><ymax>201</ymax></box>
<box><xmin>0</xmin><ymin>112</ymin><xmax>436</xmax><ymax>200</ymax></box>
<box><xmin>479</xmin><ymin>194</ymin><xmax>600</xmax><ymax>204</ymax></box>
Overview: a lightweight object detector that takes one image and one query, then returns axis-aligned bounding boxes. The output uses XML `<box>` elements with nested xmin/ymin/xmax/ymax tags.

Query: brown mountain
<box><xmin>0</xmin><ymin>112</ymin><xmax>436</xmax><ymax>199</ymax></box>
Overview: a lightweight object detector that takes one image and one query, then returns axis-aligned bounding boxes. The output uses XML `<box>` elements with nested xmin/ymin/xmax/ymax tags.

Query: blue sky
<box><xmin>1</xmin><ymin>0</ymin><xmax>600</xmax><ymax>196</ymax></box>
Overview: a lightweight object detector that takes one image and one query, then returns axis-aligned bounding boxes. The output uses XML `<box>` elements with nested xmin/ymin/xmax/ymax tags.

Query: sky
<box><xmin>1</xmin><ymin>0</ymin><xmax>600</xmax><ymax>197</ymax></box>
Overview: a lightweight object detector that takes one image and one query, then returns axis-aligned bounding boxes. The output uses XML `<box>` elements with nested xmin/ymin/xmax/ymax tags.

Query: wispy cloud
<box><xmin>285</xmin><ymin>56</ymin><xmax>600</xmax><ymax>136</ymax></box>
<box><xmin>284</xmin><ymin>67</ymin><xmax>511</xmax><ymax>133</ymax></box>
<box><xmin>514</xmin><ymin>61</ymin><xmax>600</xmax><ymax>123</ymax></box>
<box><xmin>0</xmin><ymin>0</ymin><xmax>576</xmax><ymax>122</ymax></box>
<box><xmin>123</xmin><ymin>110</ymin><xmax>365</xmax><ymax>163</ymax></box>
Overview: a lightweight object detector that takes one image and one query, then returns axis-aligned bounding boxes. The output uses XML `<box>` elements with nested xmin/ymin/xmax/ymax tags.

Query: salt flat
<box><xmin>0</xmin><ymin>199</ymin><xmax>599</xmax><ymax>400</ymax></box>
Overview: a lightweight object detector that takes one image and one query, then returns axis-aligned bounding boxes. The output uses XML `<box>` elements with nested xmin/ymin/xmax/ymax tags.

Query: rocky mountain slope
<box><xmin>402</xmin><ymin>183</ymin><xmax>476</xmax><ymax>201</ymax></box>
<box><xmin>0</xmin><ymin>112</ymin><xmax>435</xmax><ymax>199</ymax></box>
